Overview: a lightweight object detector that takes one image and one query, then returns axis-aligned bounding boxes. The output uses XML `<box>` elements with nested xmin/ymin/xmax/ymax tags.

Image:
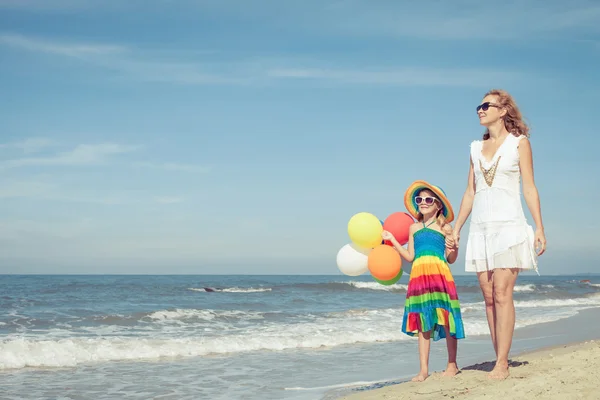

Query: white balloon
<box><xmin>336</xmin><ymin>243</ymin><xmax>371</xmax><ymax>276</ymax></box>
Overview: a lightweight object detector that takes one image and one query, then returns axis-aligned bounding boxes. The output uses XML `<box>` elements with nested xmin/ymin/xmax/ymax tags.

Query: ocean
<box><xmin>1</xmin><ymin>274</ymin><xmax>600</xmax><ymax>399</ymax></box>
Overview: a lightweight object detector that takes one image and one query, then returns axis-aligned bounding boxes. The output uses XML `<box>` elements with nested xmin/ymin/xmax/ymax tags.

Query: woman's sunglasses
<box><xmin>415</xmin><ymin>196</ymin><xmax>438</xmax><ymax>205</ymax></box>
<box><xmin>476</xmin><ymin>102</ymin><xmax>501</xmax><ymax>112</ymax></box>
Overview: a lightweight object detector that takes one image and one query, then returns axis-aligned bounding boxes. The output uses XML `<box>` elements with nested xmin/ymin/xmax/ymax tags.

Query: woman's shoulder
<box><xmin>470</xmin><ymin>138</ymin><xmax>483</xmax><ymax>150</ymax></box>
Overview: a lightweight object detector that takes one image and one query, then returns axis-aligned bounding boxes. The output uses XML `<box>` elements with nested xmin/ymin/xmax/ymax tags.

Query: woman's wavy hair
<box><xmin>482</xmin><ymin>89</ymin><xmax>530</xmax><ymax>140</ymax></box>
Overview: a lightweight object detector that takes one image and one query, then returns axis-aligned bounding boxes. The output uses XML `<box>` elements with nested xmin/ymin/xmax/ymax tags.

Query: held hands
<box><xmin>447</xmin><ymin>229</ymin><xmax>460</xmax><ymax>250</ymax></box>
<box><xmin>445</xmin><ymin>235</ymin><xmax>458</xmax><ymax>250</ymax></box>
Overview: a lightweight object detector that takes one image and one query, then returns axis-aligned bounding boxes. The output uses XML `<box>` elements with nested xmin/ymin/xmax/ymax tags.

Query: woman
<box><xmin>452</xmin><ymin>89</ymin><xmax>546</xmax><ymax>380</ymax></box>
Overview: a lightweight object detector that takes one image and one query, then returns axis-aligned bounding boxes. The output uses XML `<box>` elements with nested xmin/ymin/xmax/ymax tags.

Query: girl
<box><xmin>382</xmin><ymin>180</ymin><xmax>465</xmax><ymax>382</ymax></box>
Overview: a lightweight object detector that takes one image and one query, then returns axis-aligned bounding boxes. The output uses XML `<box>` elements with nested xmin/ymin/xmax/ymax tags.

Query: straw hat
<box><xmin>403</xmin><ymin>180</ymin><xmax>455</xmax><ymax>223</ymax></box>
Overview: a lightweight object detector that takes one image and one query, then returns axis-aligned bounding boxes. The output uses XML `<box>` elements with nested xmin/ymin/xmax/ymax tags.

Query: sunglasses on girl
<box><xmin>476</xmin><ymin>102</ymin><xmax>501</xmax><ymax>112</ymax></box>
<box><xmin>415</xmin><ymin>196</ymin><xmax>439</xmax><ymax>205</ymax></box>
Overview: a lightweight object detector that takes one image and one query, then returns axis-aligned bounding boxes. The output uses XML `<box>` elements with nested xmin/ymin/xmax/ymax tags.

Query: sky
<box><xmin>0</xmin><ymin>0</ymin><xmax>598</xmax><ymax>275</ymax></box>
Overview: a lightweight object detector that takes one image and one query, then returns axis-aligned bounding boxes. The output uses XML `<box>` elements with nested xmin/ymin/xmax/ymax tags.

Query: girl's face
<box><xmin>416</xmin><ymin>189</ymin><xmax>441</xmax><ymax>215</ymax></box>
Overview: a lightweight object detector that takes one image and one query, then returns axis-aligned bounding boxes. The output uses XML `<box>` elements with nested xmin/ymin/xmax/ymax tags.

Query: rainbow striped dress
<box><xmin>401</xmin><ymin>226</ymin><xmax>465</xmax><ymax>341</ymax></box>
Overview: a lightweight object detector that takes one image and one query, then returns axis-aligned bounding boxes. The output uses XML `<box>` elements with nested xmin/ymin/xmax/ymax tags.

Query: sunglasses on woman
<box><xmin>415</xmin><ymin>196</ymin><xmax>439</xmax><ymax>205</ymax></box>
<box><xmin>476</xmin><ymin>102</ymin><xmax>501</xmax><ymax>112</ymax></box>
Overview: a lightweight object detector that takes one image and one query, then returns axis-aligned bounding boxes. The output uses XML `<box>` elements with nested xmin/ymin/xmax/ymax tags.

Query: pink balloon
<box><xmin>382</xmin><ymin>212</ymin><xmax>414</xmax><ymax>246</ymax></box>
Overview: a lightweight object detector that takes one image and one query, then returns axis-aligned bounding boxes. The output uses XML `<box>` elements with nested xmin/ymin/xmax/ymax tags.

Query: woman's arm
<box><xmin>518</xmin><ymin>138</ymin><xmax>543</xmax><ymax>230</ymax></box>
<box><xmin>453</xmin><ymin>158</ymin><xmax>476</xmax><ymax>240</ymax></box>
<box><xmin>518</xmin><ymin>137</ymin><xmax>546</xmax><ymax>255</ymax></box>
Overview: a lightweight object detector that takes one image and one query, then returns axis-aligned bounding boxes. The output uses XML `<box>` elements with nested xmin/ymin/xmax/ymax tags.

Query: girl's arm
<box><xmin>453</xmin><ymin>158</ymin><xmax>476</xmax><ymax>239</ymax></box>
<box><xmin>443</xmin><ymin>224</ymin><xmax>459</xmax><ymax>264</ymax></box>
<box><xmin>389</xmin><ymin>224</ymin><xmax>416</xmax><ymax>262</ymax></box>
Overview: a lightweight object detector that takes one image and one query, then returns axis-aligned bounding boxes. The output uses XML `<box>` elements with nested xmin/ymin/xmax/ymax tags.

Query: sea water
<box><xmin>1</xmin><ymin>274</ymin><xmax>599</xmax><ymax>399</ymax></box>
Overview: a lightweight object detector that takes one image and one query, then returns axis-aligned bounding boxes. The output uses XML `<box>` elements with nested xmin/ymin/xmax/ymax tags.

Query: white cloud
<box><xmin>0</xmin><ymin>137</ymin><xmax>54</xmax><ymax>154</ymax></box>
<box><xmin>0</xmin><ymin>0</ymin><xmax>104</xmax><ymax>11</ymax></box>
<box><xmin>0</xmin><ymin>32</ymin><xmax>530</xmax><ymax>87</ymax></box>
<box><xmin>317</xmin><ymin>1</ymin><xmax>600</xmax><ymax>40</ymax></box>
<box><xmin>133</xmin><ymin>161</ymin><xmax>211</xmax><ymax>173</ymax></box>
<box><xmin>269</xmin><ymin>67</ymin><xmax>522</xmax><ymax>87</ymax></box>
<box><xmin>0</xmin><ymin>178</ymin><xmax>132</xmax><ymax>204</ymax></box>
<box><xmin>0</xmin><ymin>33</ymin><xmax>125</xmax><ymax>57</ymax></box>
<box><xmin>154</xmin><ymin>196</ymin><xmax>184</xmax><ymax>204</ymax></box>
<box><xmin>0</xmin><ymin>33</ymin><xmax>246</xmax><ymax>85</ymax></box>
<box><xmin>1</xmin><ymin>143</ymin><xmax>139</xmax><ymax>168</ymax></box>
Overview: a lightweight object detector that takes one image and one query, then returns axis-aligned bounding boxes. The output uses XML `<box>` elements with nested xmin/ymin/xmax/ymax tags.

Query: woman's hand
<box><xmin>535</xmin><ymin>228</ymin><xmax>546</xmax><ymax>256</ymax></box>
<box><xmin>452</xmin><ymin>229</ymin><xmax>460</xmax><ymax>248</ymax></box>
<box><xmin>445</xmin><ymin>236</ymin><xmax>456</xmax><ymax>250</ymax></box>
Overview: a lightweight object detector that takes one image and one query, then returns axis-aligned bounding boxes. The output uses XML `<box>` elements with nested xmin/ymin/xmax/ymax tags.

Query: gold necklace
<box><xmin>479</xmin><ymin>156</ymin><xmax>501</xmax><ymax>187</ymax></box>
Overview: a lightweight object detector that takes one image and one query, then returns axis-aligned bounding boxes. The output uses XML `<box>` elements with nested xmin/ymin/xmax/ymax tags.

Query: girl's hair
<box><xmin>482</xmin><ymin>89</ymin><xmax>530</xmax><ymax>140</ymax></box>
<box><xmin>416</xmin><ymin>189</ymin><xmax>448</xmax><ymax>234</ymax></box>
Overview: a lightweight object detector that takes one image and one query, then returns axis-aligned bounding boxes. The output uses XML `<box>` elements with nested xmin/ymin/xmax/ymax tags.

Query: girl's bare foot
<box><xmin>442</xmin><ymin>362</ymin><xmax>459</xmax><ymax>377</ymax></box>
<box><xmin>488</xmin><ymin>364</ymin><xmax>509</xmax><ymax>380</ymax></box>
<box><xmin>411</xmin><ymin>371</ymin><xmax>429</xmax><ymax>382</ymax></box>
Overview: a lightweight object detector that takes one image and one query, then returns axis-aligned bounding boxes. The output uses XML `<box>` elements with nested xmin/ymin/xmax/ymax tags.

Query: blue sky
<box><xmin>0</xmin><ymin>0</ymin><xmax>598</xmax><ymax>274</ymax></box>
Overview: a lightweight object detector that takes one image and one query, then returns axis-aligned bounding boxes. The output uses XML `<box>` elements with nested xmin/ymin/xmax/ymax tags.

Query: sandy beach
<box><xmin>340</xmin><ymin>339</ymin><xmax>600</xmax><ymax>400</ymax></box>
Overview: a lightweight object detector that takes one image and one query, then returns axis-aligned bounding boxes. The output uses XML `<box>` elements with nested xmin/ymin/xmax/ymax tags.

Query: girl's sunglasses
<box><xmin>476</xmin><ymin>102</ymin><xmax>501</xmax><ymax>112</ymax></box>
<box><xmin>415</xmin><ymin>196</ymin><xmax>438</xmax><ymax>205</ymax></box>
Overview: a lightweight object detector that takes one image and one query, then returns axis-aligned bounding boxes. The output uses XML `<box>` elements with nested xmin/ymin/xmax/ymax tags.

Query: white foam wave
<box><xmin>513</xmin><ymin>284</ymin><xmax>536</xmax><ymax>292</ymax></box>
<box><xmin>1</xmin><ymin>301</ymin><xmax>573</xmax><ymax>371</ymax></box>
<box><xmin>187</xmin><ymin>287</ymin><xmax>271</xmax><ymax>293</ymax></box>
<box><xmin>146</xmin><ymin>309</ymin><xmax>264</xmax><ymax>321</ymax></box>
<box><xmin>343</xmin><ymin>281</ymin><xmax>408</xmax><ymax>291</ymax></box>
<box><xmin>513</xmin><ymin>294</ymin><xmax>600</xmax><ymax>308</ymax></box>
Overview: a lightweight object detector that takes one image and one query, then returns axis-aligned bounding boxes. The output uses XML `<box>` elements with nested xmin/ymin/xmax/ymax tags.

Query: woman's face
<box><xmin>477</xmin><ymin>95</ymin><xmax>504</xmax><ymax>127</ymax></box>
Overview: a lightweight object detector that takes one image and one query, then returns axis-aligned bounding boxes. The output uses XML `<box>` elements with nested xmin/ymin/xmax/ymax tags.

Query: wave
<box><xmin>6</xmin><ymin>294</ymin><xmax>600</xmax><ymax>370</ymax></box>
<box><xmin>187</xmin><ymin>287</ymin><xmax>272</xmax><ymax>293</ymax></box>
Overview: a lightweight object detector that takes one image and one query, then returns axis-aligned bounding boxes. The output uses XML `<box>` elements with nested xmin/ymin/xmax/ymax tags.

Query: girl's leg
<box><xmin>412</xmin><ymin>330</ymin><xmax>431</xmax><ymax>382</ymax></box>
<box><xmin>477</xmin><ymin>271</ymin><xmax>497</xmax><ymax>356</ymax></box>
<box><xmin>489</xmin><ymin>268</ymin><xmax>519</xmax><ymax>380</ymax></box>
<box><xmin>442</xmin><ymin>326</ymin><xmax>459</xmax><ymax>377</ymax></box>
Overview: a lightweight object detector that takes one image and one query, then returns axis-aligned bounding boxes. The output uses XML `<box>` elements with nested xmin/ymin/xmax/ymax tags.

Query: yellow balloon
<box><xmin>347</xmin><ymin>212</ymin><xmax>383</xmax><ymax>249</ymax></box>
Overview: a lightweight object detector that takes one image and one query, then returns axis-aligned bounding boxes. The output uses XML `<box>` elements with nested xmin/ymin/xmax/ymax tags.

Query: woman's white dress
<box><xmin>465</xmin><ymin>133</ymin><xmax>538</xmax><ymax>273</ymax></box>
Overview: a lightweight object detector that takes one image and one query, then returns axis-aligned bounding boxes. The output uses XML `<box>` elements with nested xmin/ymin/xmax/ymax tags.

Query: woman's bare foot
<box><xmin>488</xmin><ymin>364</ymin><xmax>509</xmax><ymax>380</ymax></box>
<box><xmin>442</xmin><ymin>362</ymin><xmax>459</xmax><ymax>377</ymax></box>
<box><xmin>411</xmin><ymin>371</ymin><xmax>429</xmax><ymax>382</ymax></box>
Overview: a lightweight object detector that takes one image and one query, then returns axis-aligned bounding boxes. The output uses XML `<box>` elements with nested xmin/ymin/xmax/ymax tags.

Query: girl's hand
<box><xmin>445</xmin><ymin>236</ymin><xmax>456</xmax><ymax>249</ymax></box>
<box><xmin>535</xmin><ymin>228</ymin><xmax>546</xmax><ymax>256</ymax></box>
<box><xmin>381</xmin><ymin>230</ymin><xmax>395</xmax><ymax>242</ymax></box>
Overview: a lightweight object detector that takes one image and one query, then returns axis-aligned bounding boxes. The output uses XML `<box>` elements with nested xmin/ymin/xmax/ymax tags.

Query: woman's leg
<box><xmin>477</xmin><ymin>271</ymin><xmax>497</xmax><ymax>356</ymax></box>
<box><xmin>442</xmin><ymin>326</ymin><xmax>459</xmax><ymax>377</ymax></box>
<box><xmin>489</xmin><ymin>268</ymin><xmax>519</xmax><ymax>379</ymax></box>
<box><xmin>412</xmin><ymin>330</ymin><xmax>431</xmax><ymax>382</ymax></box>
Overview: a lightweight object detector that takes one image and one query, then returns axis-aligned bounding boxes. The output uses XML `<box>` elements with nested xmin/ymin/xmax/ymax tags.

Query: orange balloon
<box><xmin>368</xmin><ymin>244</ymin><xmax>402</xmax><ymax>281</ymax></box>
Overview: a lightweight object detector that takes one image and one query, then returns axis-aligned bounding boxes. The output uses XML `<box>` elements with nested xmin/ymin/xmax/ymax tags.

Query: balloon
<box><xmin>383</xmin><ymin>212</ymin><xmax>414</xmax><ymax>246</ymax></box>
<box><xmin>373</xmin><ymin>269</ymin><xmax>403</xmax><ymax>286</ymax></box>
<box><xmin>336</xmin><ymin>243</ymin><xmax>371</xmax><ymax>276</ymax></box>
<box><xmin>368</xmin><ymin>244</ymin><xmax>402</xmax><ymax>281</ymax></box>
<box><xmin>348</xmin><ymin>212</ymin><xmax>383</xmax><ymax>249</ymax></box>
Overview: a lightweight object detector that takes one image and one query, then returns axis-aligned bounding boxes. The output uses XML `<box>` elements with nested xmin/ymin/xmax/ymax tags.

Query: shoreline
<box><xmin>331</xmin><ymin>307</ymin><xmax>600</xmax><ymax>400</ymax></box>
